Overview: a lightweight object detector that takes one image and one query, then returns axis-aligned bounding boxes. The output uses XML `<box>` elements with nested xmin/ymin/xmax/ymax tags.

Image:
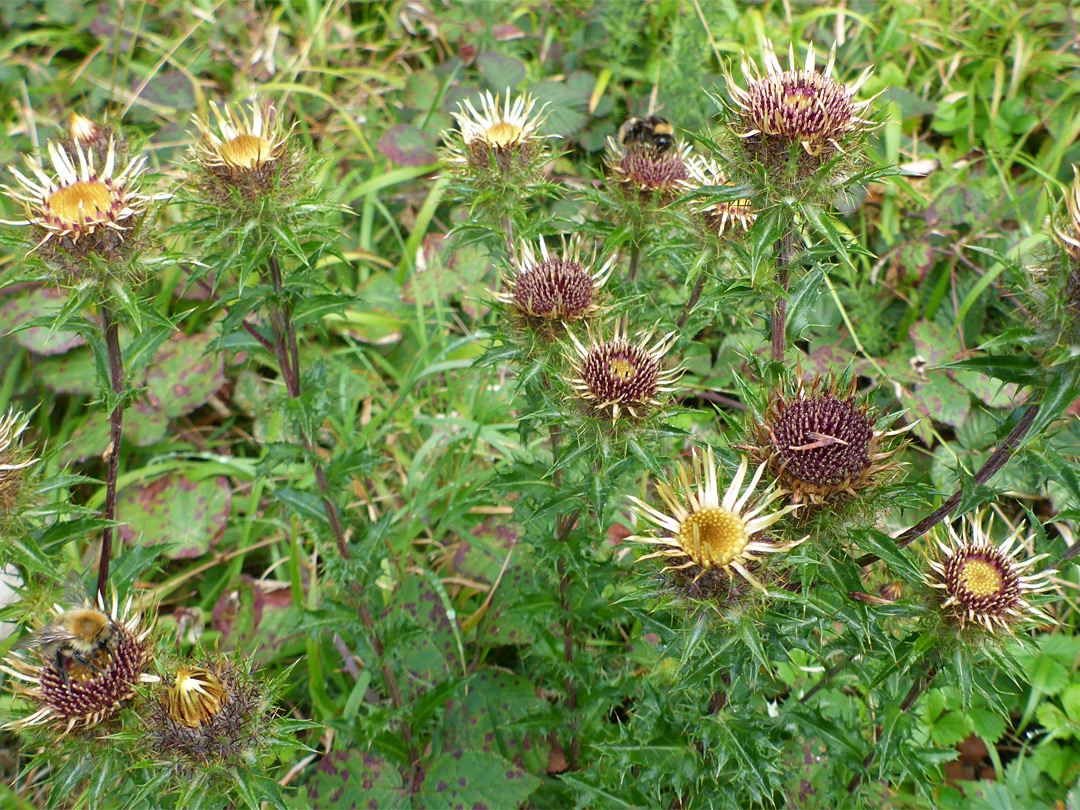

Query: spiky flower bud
<box><xmin>61</xmin><ymin>113</ymin><xmax>121</xmax><ymax>164</ymax></box>
<box><xmin>148</xmin><ymin>657</ymin><xmax>270</xmax><ymax>772</ymax></box>
<box><xmin>1030</xmin><ymin>166</ymin><xmax>1080</xmax><ymax>350</ymax></box>
<box><xmin>1</xmin><ymin>139</ymin><xmax>158</xmax><ymax>278</ymax></box>
<box><xmin>443</xmin><ymin>89</ymin><xmax>550</xmax><ymax>184</ymax></box>
<box><xmin>566</xmin><ymin>317</ymin><xmax>681</xmax><ymax>420</ymax></box>
<box><xmin>626</xmin><ymin>447</ymin><xmax>804</xmax><ymax>593</ymax></box>
<box><xmin>925</xmin><ymin>513</ymin><xmax>1057</xmax><ymax>634</ymax></box>
<box><xmin>1</xmin><ymin>592</ymin><xmax>155</xmax><ymax>734</ymax></box>
<box><xmin>493</xmin><ymin>235</ymin><xmax>615</xmax><ymax>336</ymax></box>
<box><xmin>746</xmin><ymin>375</ymin><xmax>909</xmax><ymax>506</ymax></box>
<box><xmin>190</xmin><ymin>99</ymin><xmax>295</xmax><ymax>203</ymax></box>
<box><xmin>0</xmin><ymin>410</ymin><xmax>35</xmax><ymax>516</ymax></box>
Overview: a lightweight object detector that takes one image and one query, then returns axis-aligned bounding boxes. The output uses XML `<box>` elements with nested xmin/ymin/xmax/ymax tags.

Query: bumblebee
<box><xmin>618</xmin><ymin>115</ymin><xmax>675</xmax><ymax>153</ymax></box>
<box><xmin>13</xmin><ymin>604</ymin><xmax>118</xmax><ymax>685</ymax></box>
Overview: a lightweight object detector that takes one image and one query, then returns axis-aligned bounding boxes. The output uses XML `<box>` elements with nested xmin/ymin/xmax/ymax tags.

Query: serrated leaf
<box><xmin>930</xmin><ymin>711</ymin><xmax>969</xmax><ymax>747</ymax></box>
<box><xmin>1030</xmin><ymin>654</ymin><xmax>1069</xmax><ymax>696</ymax></box>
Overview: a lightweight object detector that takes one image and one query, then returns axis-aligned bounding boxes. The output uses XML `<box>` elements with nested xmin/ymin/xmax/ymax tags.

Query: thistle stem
<box><xmin>847</xmin><ymin>666</ymin><xmax>936</xmax><ymax>794</ymax></box>
<box><xmin>856</xmin><ymin>403</ymin><xmax>1040</xmax><ymax>567</ymax></box>
<box><xmin>628</xmin><ymin>241</ymin><xmax>641</xmax><ymax>282</ymax></box>
<box><xmin>97</xmin><ymin>305</ymin><xmax>125</xmax><ymax>600</ymax></box>
<box><xmin>549</xmin><ymin>417</ymin><xmax>581</xmax><ymax>770</ymax></box>
<box><xmin>770</xmin><ymin>231</ymin><xmax>796</xmax><ymax>361</ymax></box>
<box><xmin>676</xmin><ymin>273</ymin><xmax>706</xmax><ymax>330</ymax></box>
<box><xmin>499</xmin><ymin>215</ymin><xmax>515</xmax><ymax>259</ymax></box>
<box><xmin>265</xmin><ymin>255</ymin><xmax>417</xmax><ymax>768</ymax></box>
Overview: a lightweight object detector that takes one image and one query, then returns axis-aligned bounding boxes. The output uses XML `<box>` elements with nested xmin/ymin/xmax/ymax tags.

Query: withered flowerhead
<box><xmin>2</xmin><ymin>590</ymin><xmax>155</xmax><ymax>734</ymax></box>
<box><xmin>627</xmin><ymin>447</ymin><xmax>804</xmax><ymax>593</ymax></box>
<box><xmin>2</xmin><ymin>139</ymin><xmax>156</xmax><ymax>276</ymax></box>
<box><xmin>148</xmin><ymin>657</ymin><xmax>268</xmax><ymax>772</ymax></box>
<box><xmin>566</xmin><ymin>317</ymin><xmax>680</xmax><ymax>420</ymax></box>
<box><xmin>685</xmin><ymin>155</ymin><xmax>756</xmax><ymax>239</ymax></box>
<box><xmin>494</xmin><ymin>235</ymin><xmax>615</xmax><ymax>334</ymax></box>
<box><xmin>605</xmin><ymin>136</ymin><xmax>691</xmax><ymax>200</ymax></box>
<box><xmin>746</xmin><ymin>374</ymin><xmax>909</xmax><ymax>506</ymax></box>
<box><xmin>0</xmin><ymin>410</ymin><xmax>35</xmax><ymax>515</ymax></box>
<box><xmin>444</xmin><ymin>89</ymin><xmax>550</xmax><ymax>182</ymax></box>
<box><xmin>191</xmin><ymin>99</ymin><xmax>294</xmax><ymax>200</ymax></box>
<box><xmin>925</xmin><ymin>513</ymin><xmax>1057</xmax><ymax>634</ymax></box>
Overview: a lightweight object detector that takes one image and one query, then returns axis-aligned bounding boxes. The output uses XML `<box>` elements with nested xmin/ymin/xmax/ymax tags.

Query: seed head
<box><xmin>746</xmin><ymin>374</ymin><xmax>910</xmax><ymax>505</ymax></box>
<box><xmin>494</xmin><ymin>235</ymin><xmax>615</xmax><ymax>334</ymax></box>
<box><xmin>925</xmin><ymin>513</ymin><xmax>1057</xmax><ymax>634</ymax></box>
<box><xmin>566</xmin><ymin>317</ymin><xmax>681</xmax><ymax>420</ymax></box>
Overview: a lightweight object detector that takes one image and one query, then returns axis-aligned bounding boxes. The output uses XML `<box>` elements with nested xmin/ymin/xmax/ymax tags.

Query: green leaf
<box><xmin>117</xmin><ymin>472</ymin><xmax>231</xmax><ymax>559</ymax></box>
<box><xmin>1061</xmin><ymin>684</ymin><xmax>1080</xmax><ymax>724</ymax></box>
<box><xmin>972</xmin><ymin>708</ymin><xmax>1006</xmax><ymax>743</ymax></box>
<box><xmin>930</xmin><ymin>711</ymin><xmax>970</xmax><ymax>747</ymax></box>
<box><xmin>1030</xmin><ymin>655</ymin><xmax>1070</xmax><ymax>696</ymax></box>
<box><xmin>414</xmin><ymin>750</ymin><xmax>541</xmax><ymax>810</ymax></box>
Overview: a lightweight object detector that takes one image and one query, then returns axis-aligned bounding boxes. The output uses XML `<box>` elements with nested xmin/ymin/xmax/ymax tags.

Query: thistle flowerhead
<box><xmin>746</xmin><ymin>373</ymin><xmax>910</xmax><ymax>507</ymax></box>
<box><xmin>605</xmin><ymin>134</ymin><xmax>691</xmax><ymax>202</ymax></box>
<box><xmin>2</xmin><ymin>589</ymin><xmax>156</xmax><ymax>734</ymax></box>
<box><xmin>494</xmin><ymin>235</ymin><xmax>616</xmax><ymax>338</ymax></box>
<box><xmin>685</xmin><ymin>155</ymin><xmax>756</xmax><ymax>240</ymax></box>
<box><xmin>1030</xmin><ymin>166</ymin><xmax>1080</xmax><ymax>350</ymax></box>
<box><xmin>627</xmin><ymin>446</ymin><xmax>804</xmax><ymax>593</ymax></box>
<box><xmin>566</xmin><ymin>317</ymin><xmax>680</xmax><ymax>421</ymax></box>
<box><xmin>722</xmin><ymin>39</ymin><xmax>877</xmax><ymax>199</ymax></box>
<box><xmin>61</xmin><ymin>113</ymin><xmax>120</xmax><ymax>162</ymax></box>
<box><xmin>925</xmin><ymin>513</ymin><xmax>1057</xmax><ymax>634</ymax></box>
<box><xmin>444</xmin><ymin>89</ymin><xmax>550</xmax><ymax>185</ymax></box>
<box><xmin>148</xmin><ymin>657</ymin><xmax>271</xmax><ymax>774</ymax></box>
<box><xmin>2</xmin><ymin>139</ymin><xmax>157</xmax><ymax>278</ymax></box>
<box><xmin>190</xmin><ymin>98</ymin><xmax>295</xmax><ymax>202</ymax></box>
<box><xmin>0</xmin><ymin>410</ymin><xmax>36</xmax><ymax>516</ymax></box>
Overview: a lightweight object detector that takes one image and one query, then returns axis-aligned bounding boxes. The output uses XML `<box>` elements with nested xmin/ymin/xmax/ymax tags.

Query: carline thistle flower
<box><xmin>0</xmin><ymin>410</ymin><xmax>36</xmax><ymax>515</ymax></box>
<box><xmin>605</xmin><ymin>135</ymin><xmax>691</xmax><ymax>200</ymax></box>
<box><xmin>191</xmin><ymin>99</ymin><xmax>293</xmax><ymax>198</ymax></box>
<box><xmin>726</xmin><ymin>39</ymin><xmax>877</xmax><ymax>157</ymax></box>
<box><xmin>494</xmin><ymin>235</ymin><xmax>616</xmax><ymax>333</ymax></box>
<box><xmin>925</xmin><ymin>513</ymin><xmax>1057</xmax><ymax>634</ymax></box>
<box><xmin>566</xmin><ymin>317</ymin><xmax>680</xmax><ymax>420</ymax></box>
<box><xmin>1</xmin><ymin>139</ymin><xmax>155</xmax><ymax>268</ymax></box>
<box><xmin>1</xmin><ymin>590</ymin><xmax>155</xmax><ymax>734</ymax></box>
<box><xmin>445</xmin><ymin>89</ymin><xmax>550</xmax><ymax>180</ymax></box>
<box><xmin>685</xmin><ymin>155</ymin><xmax>756</xmax><ymax>238</ymax></box>
<box><xmin>746</xmin><ymin>374</ymin><xmax>910</xmax><ymax>506</ymax></box>
<box><xmin>627</xmin><ymin>447</ymin><xmax>804</xmax><ymax>592</ymax></box>
<box><xmin>148</xmin><ymin>657</ymin><xmax>269</xmax><ymax>772</ymax></box>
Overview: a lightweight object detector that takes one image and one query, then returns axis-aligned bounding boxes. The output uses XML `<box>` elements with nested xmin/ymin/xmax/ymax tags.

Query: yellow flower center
<box><xmin>218</xmin><ymin>134</ymin><xmax>273</xmax><ymax>168</ymax></box>
<box><xmin>47</xmin><ymin>180</ymin><xmax>112</xmax><ymax>226</ymax></box>
<box><xmin>960</xmin><ymin>558</ymin><xmax>1002</xmax><ymax>597</ymax></box>
<box><xmin>167</xmin><ymin>667</ymin><xmax>229</xmax><ymax>728</ymax></box>
<box><xmin>678</xmin><ymin>507</ymin><xmax>747</xmax><ymax>567</ymax></box>
<box><xmin>608</xmin><ymin>357</ymin><xmax>637</xmax><ymax>381</ymax></box>
<box><xmin>485</xmin><ymin>121</ymin><xmax>524</xmax><ymax>148</ymax></box>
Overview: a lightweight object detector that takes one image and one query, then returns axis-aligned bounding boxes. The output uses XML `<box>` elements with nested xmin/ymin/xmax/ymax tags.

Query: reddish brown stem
<box><xmin>770</xmin><ymin>232</ymin><xmax>795</xmax><ymax>362</ymax></box>
<box><xmin>96</xmin><ymin>306</ymin><xmax>125</xmax><ymax>600</ymax></box>
<box><xmin>677</xmin><ymin>274</ymin><xmax>706</xmax><ymax>330</ymax></box>
<box><xmin>264</xmin><ymin>256</ymin><xmax>415</xmax><ymax>768</ymax></box>
<box><xmin>856</xmin><ymin>403</ymin><xmax>1040</xmax><ymax>567</ymax></box>
<box><xmin>194</xmin><ymin>278</ymin><xmax>275</xmax><ymax>354</ymax></box>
